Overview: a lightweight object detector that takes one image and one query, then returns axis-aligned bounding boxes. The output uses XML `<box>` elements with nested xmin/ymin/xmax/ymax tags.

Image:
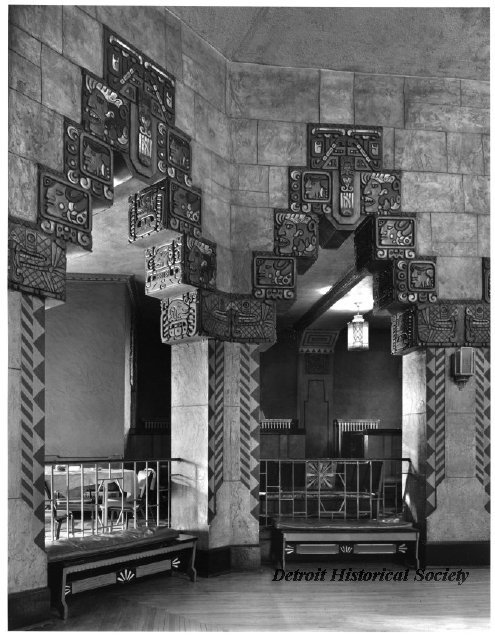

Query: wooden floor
<box><xmin>36</xmin><ymin>561</ymin><xmax>490</xmax><ymax>632</ymax></box>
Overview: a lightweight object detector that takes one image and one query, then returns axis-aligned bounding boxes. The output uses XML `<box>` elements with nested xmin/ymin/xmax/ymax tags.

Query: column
<box><xmin>171</xmin><ymin>339</ymin><xmax>261</xmax><ymax>574</ymax></box>
<box><xmin>8</xmin><ymin>291</ymin><xmax>50</xmax><ymax>626</ymax></box>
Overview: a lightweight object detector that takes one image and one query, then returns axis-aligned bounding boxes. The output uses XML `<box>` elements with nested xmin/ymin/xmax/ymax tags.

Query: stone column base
<box><xmin>8</xmin><ymin>586</ymin><xmax>51</xmax><ymax>630</ymax></box>
<box><xmin>196</xmin><ymin>544</ymin><xmax>261</xmax><ymax>576</ymax></box>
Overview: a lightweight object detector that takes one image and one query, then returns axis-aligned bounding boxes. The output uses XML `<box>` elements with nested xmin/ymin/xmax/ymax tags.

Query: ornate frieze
<box><xmin>145</xmin><ymin>234</ymin><xmax>216</xmax><ymax>298</ymax></box>
<box><xmin>82</xmin><ymin>71</ymin><xmax>130</xmax><ymax>153</ymax></box>
<box><xmin>375</xmin><ymin>257</ymin><xmax>437</xmax><ymax>310</ymax></box>
<box><xmin>289</xmin><ymin>167</ymin><xmax>332</xmax><ymax>216</ymax></box>
<box><xmin>8</xmin><ymin>219</ymin><xmax>66</xmax><ymax>300</ymax></box>
<box><xmin>273</xmin><ymin>210</ymin><xmax>318</xmax><ymax>274</ymax></box>
<box><xmin>252</xmin><ymin>254</ymin><xmax>296</xmax><ymax>301</ymax></box>
<box><xmin>64</xmin><ymin>119</ymin><xmax>114</xmax><ymax>209</ymax></box>
<box><xmin>308</xmin><ymin>124</ymin><xmax>383</xmax><ymax>221</ymax></box>
<box><xmin>299</xmin><ymin>329</ymin><xmax>339</xmax><ymax>354</ymax></box>
<box><xmin>128</xmin><ymin>178</ymin><xmax>201</xmax><ymax>244</ymax></box>
<box><xmin>103</xmin><ymin>27</ymin><xmax>175</xmax><ymax>182</ymax></box>
<box><xmin>482</xmin><ymin>257</ymin><xmax>490</xmax><ymax>303</ymax></box>
<box><xmin>360</xmin><ymin>171</ymin><xmax>402</xmax><ymax>215</ymax></box>
<box><xmin>38</xmin><ymin>167</ymin><xmax>92</xmax><ymax>252</ymax></box>
<box><xmin>355</xmin><ymin>214</ymin><xmax>416</xmax><ymax>272</ymax></box>
<box><xmin>160</xmin><ymin>289</ymin><xmax>276</xmax><ymax>344</ymax></box>
<box><xmin>391</xmin><ymin>301</ymin><xmax>490</xmax><ymax>355</ymax></box>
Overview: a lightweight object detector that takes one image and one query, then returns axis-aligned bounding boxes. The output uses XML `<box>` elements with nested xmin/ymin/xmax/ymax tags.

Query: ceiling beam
<box><xmin>293</xmin><ymin>267</ymin><xmax>368</xmax><ymax>333</ymax></box>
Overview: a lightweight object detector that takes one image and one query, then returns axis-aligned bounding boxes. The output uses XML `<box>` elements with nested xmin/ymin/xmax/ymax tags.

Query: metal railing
<box><xmin>259</xmin><ymin>457</ymin><xmax>411</xmax><ymax>526</ymax></box>
<box><xmin>44</xmin><ymin>458</ymin><xmax>174</xmax><ymax>541</ymax></box>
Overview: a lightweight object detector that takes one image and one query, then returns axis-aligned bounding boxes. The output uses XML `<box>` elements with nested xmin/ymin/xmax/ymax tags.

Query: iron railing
<box><xmin>259</xmin><ymin>457</ymin><xmax>411</xmax><ymax>525</ymax></box>
<box><xmin>44</xmin><ymin>458</ymin><xmax>175</xmax><ymax>541</ymax></box>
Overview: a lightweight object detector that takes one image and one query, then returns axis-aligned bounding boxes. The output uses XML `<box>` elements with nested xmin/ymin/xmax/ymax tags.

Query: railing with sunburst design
<box><xmin>259</xmin><ymin>458</ymin><xmax>411</xmax><ymax>525</ymax></box>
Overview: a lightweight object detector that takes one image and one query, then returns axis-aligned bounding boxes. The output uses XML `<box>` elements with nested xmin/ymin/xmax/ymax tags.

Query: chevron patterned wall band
<box><xmin>19</xmin><ymin>294</ymin><xmax>46</xmax><ymax>550</ymax></box>
<box><xmin>425</xmin><ymin>348</ymin><xmax>446</xmax><ymax>517</ymax></box>
<box><xmin>475</xmin><ymin>348</ymin><xmax>490</xmax><ymax>513</ymax></box>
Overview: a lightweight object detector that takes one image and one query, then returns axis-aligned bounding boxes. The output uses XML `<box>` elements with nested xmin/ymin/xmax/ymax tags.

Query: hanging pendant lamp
<box><xmin>347</xmin><ymin>304</ymin><xmax>369</xmax><ymax>351</ymax></box>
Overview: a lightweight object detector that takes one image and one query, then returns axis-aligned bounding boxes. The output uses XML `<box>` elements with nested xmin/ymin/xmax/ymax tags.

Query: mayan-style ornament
<box><xmin>253</xmin><ymin>254</ymin><xmax>296</xmax><ymax>301</ymax></box>
<box><xmin>391</xmin><ymin>301</ymin><xmax>490</xmax><ymax>355</ymax></box>
<box><xmin>273</xmin><ymin>209</ymin><xmax>318</xmax><ymax>275</ymax></box>
<box><xmin>360</xmin><ymin>171</ymin><xmax>402</xmax><ymax>215</ymax></box>
<box><xmin>64</xmin><ymin>119</ymin><xmax>114</xmax><ymax>209</ymax></box>
<box><xmin>289</xmin><ymin>168</ymin><xmax>332</xmax><ymax>216</ymax></box>
<box><xmin>38</xmin><ymin>167</ymin><xmax>92</xmax><ymax>252</ymax></box>
<box><xmin>161</xmin><ymin>290</ymin><xmax>199</xmax><ymax>343</ymax></box>
<box><xmin>308</xmin><ymin>124</ymin><xmax>382</xmax><ymax>217</ymax></box>
<box><xmin>482</xmin><ymin>257</ymin><xmax>490</xmax><ymax>303</ymax></box>
<box><xmin>355</xmin><ymin>214</ymin><xmax>416</xmax><ymax>272</ymax></box>
<box><xmin>129</xmin><ymin>178</ymin><xmax>201</xmax><ymax>244</ymax></box>
<box><xmin>145</xmin><ymin>234</ymin><xmax>216</xmax><ymax>298</ymax></box>
<box><xmin>8</xmin><ymin>219</ymin><xmax>66</xmax><ymax>300</ymax></box>
<box><xmin>82</xmin><ymin>71</ymin><xmax>129</xmax><ymax>153</ymax></box>
<box><xmin>374</xmin><ymin>257</ymin><xmax>437</xmax><ymax>310</ymax></box>
<box><xmin>299</xmin><ymin>330</ymin><xmax>339</xmax><ymax>354</ymax></box>
<box><xmin>160</xmin><ymin>289</ymin><xmax>276</xmax><ymax>344</ymax></box>
<box><xmin>103</xmin><ymin>28</ymin><xmax>175</xmax><ymax>182</ymax></box>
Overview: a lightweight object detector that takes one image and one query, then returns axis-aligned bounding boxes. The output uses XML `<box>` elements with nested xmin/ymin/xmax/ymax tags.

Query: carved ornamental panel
<box><xmin>160</xmin><ymin>289</ymin><xmax>276</xmax><ymax>344</ymax></box>
<box><xmin>273</xmin><ymin>210</ymin><xmax>318</xmax><ymax>274</ymax></box>
<box><xmin>299</xmin><ymin>330</ymin><xmax>339</xmax><ymax>354</ymax></box>
<box><xmin>355</xmin><ymin>214</ymin><xmax>416</xmax><ymax>272</ymax></box>
<box><xmin>103</xmin><ymin>28</ymin><xmax>175</xmax><ymax>182</ymax></box>
<box><xmin>391</xmin><ymin>302</ymin><xmax>490</xmax><ymax>355</ymax></box>
<box><xmin>375</xmin><ymin>258</ymin><xmax>437</xmax><ymax>310</ymax></box>
<box><xmin>253</xmin><ymin>254</ymin><xmax>296</xmax><ymax>301</ymax></box>
<box><xmin>38</xmin><ymin>168</ymin><xmax>92</xmax><ymax>252</ymax></box>
<box><xmin>360</xmin><ymin>171</ymin><xmax>402</xmax><ymax>215</ymax></box>
<box><xmin>129</xmin><ymin>178</ymin><xmax>201</xmax><ymax>244</ymax></box>
<box><xmin>145</xmin><ymin>234</ymin><xmax>216</xmax><ymax>298</ymax></box>
<box><xmin>8</xmin><ymin>219</ymin><xmax>66</xmax><ymax>300</ymax></box>
<box><xmin>64</xmin><ymin>119</ymin><xmax>114</xmax><ymax>209</ymax></box>
<box><xmin>308</xmin><ymin>124</ymin><xmax>383</xmax><ymax>222</ymax></box>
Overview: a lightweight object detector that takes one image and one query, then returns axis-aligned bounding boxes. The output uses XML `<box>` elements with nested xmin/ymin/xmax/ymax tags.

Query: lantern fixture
<box><xmin>347</xmin><ymin>305</ymin><xmax>369</xmax><ymax>351</ymax></box>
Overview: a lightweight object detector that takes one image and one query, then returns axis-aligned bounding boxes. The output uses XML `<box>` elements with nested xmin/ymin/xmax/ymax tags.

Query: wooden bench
<box><xmin>273</xmin><ymin>518</ymin><xmax>420</xmax><ymax>570</ymax></box>
<box><xmin>47</xmin><ymin>527</ymin><xmax>197</xmax><ymax>619</ymax></box>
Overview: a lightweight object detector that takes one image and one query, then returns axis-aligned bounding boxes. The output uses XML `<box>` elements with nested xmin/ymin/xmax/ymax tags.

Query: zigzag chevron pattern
<box><xmin>425</xmin><ymin>348</ymin><xmax>437</xmax><ymax>516</ymax></box>
<box><xmin>425</xmin><ymin>348</ymin><xmax>446</xmax><ymax>517</ymax></box>
<box><xmin>239</xmin><ymin>344</ymin><xmax>261</xmax><ymax>521</ymax></box>
<box><xmin>207</xmin><ymin>340</ymin><xmax>224</xmax><ymax>523</ymax></box>
<box><xmin>20</xmin><ymin>294</ymin><xmax>46</xmax><ymax>550</ymax></box>
<box><xmin>475</xmin><ymin>348</ymin><xmax>490</xmax><ymax>513</ymax></box>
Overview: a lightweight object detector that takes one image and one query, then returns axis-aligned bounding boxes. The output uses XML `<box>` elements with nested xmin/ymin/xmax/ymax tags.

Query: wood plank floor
<box><xmin>38</xmin><ymin>562</ymin><xmax>490</xmax><ymax>632</ymax></box>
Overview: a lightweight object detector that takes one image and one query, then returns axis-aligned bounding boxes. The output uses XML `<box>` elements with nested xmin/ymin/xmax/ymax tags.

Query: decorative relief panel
<box><xmin>160</xmin><ymin>289</ymin><xmax>276</xmax><ymax>344</ymax></box>
<box><xmin>8</xmin><ymin>219</ymin><xmax>66</xmax><ymax>300</ymax></box>
<box><xmin>308</xmin><ymin>124</ymin><xmax>382</xmax><ymax>221</ymax></box>
<box><xmin>129</xmin><ymin>178</ymin><xmax>201</xmax><ymax>244</ymax></box>
<box><xmin>305</xmin><ymin>354</ymin><xmax>331</xmax><ymax>375</ymax></box>
<box><xmin>145</xmin><ymin>234</ymin><xmax>216</xmax><ymax>298</ymax></box>
<box><xmin>252</xmin><ymin>254</ymin><xmax>296</xmax><ymax>301</ymax></box>
<box><xmin>64</xmin><ymin>119</ymin><xmax>114</xmax><ymax>209</ymax></box>
<box><xmin>103</xmin><ymin>28</ymin><xmax>175</xmax><ymax>182</ymax></box>
<box><xmin>355</xmin><ymin>214</ymin><xmax>416</xmax><ymax>272</ymax></box>
<box><xmin>391</xmin><ymin>302</ymin><xmax>490</xmax><ymax>355</ymax></box>
<box><xmin>38</xmin><ymin>168</ymin><xmax>92</xmax><ymax>251</ymax></box>
<box><xmin>161</xmin><ymin>290</ymin><xmax>199</xmax><ymax>343</ymax></box>
<box><xmin>274</xmin><ymin>210</ymin><xmax>318</xmax><ymax>258</ymax></box>
<box><xmin>482</xmin><ymin>257</ymin><xmax>490</xmax><ymax>303</ymax></box>
<box><xmin>289</xmin><ymin>168</ymin><xmax>332</xmax><ymax>216</ymax></box>
<box><xmin>375</xmin><ymin>257</ymin><xmax>437</xmax><ymax>310</ymax></box>
<box><xmin>82</xmin><ymin>71</ymin><xmax>130</xmax><ymax>153</ymax></box>
<box><xmin>299</xmin><ymin>330</ymin><xmax>339</xmax><ymax>354</ymax></box>
<box><xmin>360</xmin><ymin>171</ymin><xmax>401</xmax><ymax>215</ymax></box>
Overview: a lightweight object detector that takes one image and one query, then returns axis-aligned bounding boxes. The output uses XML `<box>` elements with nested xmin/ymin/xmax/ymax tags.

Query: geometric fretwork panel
<box><xmin>8</xmin><ymin>219</ymin><xmax>66</xmax><ymax>300</ymax></box>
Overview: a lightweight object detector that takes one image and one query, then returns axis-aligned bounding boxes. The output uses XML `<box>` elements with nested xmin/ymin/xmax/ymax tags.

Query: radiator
<box><xmin>333</xmin><ymin>419</ymin><xmax>380</xmax><ymax>456</ymax></box>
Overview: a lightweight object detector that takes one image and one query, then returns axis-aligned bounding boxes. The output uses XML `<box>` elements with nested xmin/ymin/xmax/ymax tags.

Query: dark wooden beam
<box><xmin>293</xmin><ymin>267</ymin><xmax>368</xmax><ymax>332</ymax></box>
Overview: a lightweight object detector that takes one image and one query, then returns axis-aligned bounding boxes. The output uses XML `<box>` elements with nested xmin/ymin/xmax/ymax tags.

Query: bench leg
<box><xmin>188</xmin><ymin>542</ymin><xmax>197</xmax><ymax>582</ymax></box>
<box><xmin>51</xmin><ymin>567</ymin><xmax>69</xmax><ymax>620</ymax></box>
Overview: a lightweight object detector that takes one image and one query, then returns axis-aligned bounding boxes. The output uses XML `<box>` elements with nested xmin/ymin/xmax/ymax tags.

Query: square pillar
<box><xmin>171</xmin><ymin>339</ymin><xmax>261</xmax><ymax>573</ymax></box>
